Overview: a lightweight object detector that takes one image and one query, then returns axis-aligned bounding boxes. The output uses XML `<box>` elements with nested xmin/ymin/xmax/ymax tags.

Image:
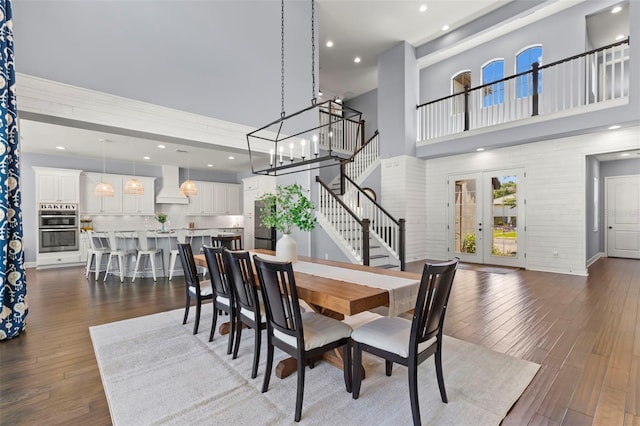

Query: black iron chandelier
<box><xmin>247</xmin><ymin>0</ymin><xmax>363</xmax><ymax>176</ymax></box>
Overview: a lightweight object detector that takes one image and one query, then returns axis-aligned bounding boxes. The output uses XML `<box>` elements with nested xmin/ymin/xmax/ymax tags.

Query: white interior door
<box><xmin>606</xmin><ymin>175</ymin><xmax>640</xmax><ymax>259</ymax></box>
<box><xmin>450</xmin><ymin>169</ymin><xmax>525</xmax><ymax>267</ymax></box>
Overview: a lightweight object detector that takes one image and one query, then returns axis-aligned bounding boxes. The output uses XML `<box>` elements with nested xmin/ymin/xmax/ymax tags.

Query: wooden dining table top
<box><xmin>193</xmin><ymin>250</ymin><xmax>420</xmax><ymax>317</ymax></box>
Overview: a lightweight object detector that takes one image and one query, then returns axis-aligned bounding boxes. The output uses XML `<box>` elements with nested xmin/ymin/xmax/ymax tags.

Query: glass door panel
<box><xmin>452</xmin><ymin>174</ymin><xmax>483</xmax><ymax>263</ymax></box>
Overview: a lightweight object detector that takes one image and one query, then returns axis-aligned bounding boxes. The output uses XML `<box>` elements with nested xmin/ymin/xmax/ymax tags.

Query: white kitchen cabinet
<box><xmin>188</xmin><ymin>181</ymin><xmax>240</xmax><ymax>215</ymax></box>
<box><xmin>122</xmin><ymin>176</ymin><xmax>155</xmax><ymax>214</ymax></box>
<box><xmin>34</xmin><ymin>167</ymin><xmax>81</xmax><ymax>203</ymax></box>
<box><xmin>80</xmin><ymin>173</ymin><xmax>122</xmax><ymax>214</ymax></box>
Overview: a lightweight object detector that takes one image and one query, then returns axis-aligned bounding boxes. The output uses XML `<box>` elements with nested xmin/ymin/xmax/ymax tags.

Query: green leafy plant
<box><xmin>258</xmin><ymin>184</ymin><xmax>317</xmax><ymax>234</ymax></box>
<box><xmin>462</xmin><ymin>233</ymin><xmax>476</xmax><ymax>254</ymax></box>
<box><xmin>155</xmin><ymin>212</ymin><xmax>168</xmax><ymax>224</ymax></box>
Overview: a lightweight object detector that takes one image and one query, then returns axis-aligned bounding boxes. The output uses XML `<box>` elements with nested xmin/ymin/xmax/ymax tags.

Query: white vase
<box><xmin>276</xmin><ymin>233</ymin><xmax>298</xmax><ymax>262</ymax></box>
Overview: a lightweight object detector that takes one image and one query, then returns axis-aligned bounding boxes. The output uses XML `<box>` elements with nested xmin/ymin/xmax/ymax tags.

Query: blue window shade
<box><xmin>516</xmin><ymin>47</ymin><xmax>542</xmax><ymax>98</ymax></box>
<box><xmin>482</xmin><ymin>60</ymin><xmax>504</xmax><ymax>107</ymax></box>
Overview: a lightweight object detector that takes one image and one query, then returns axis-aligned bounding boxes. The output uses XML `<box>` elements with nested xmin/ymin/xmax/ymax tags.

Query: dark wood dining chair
<box><xmin>253</xmin><ymin>255</ymin><xmax>353</xmax><ymax>422</ymax></box>
<box><xmin>211</xmin><ymin>235</ymin><xmax>242</xmax><ymax>250</ymax></box>
<box><xmin>224</xmin><ymin>249</ymin><xmax>266</xmax><ymax>379</ymax></box>
<box><xmin>202</xmin><ymin>245</ymin><xmax>236</xmax><ymax>354</ymax></box>
<box><xmin>177</xmin><ymin>243</ymin><xmax>213</xmax><ymax>336</ymax></box>
<box><xmin>350</xmin><ymin>258</ymin><xmax>459</xmax><ymax>426</ymax></box>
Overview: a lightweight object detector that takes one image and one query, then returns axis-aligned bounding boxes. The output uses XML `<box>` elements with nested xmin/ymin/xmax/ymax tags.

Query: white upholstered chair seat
<box><xmin>240</xmin><ymin>301</ymin><xmax>266</xmax><ymax>323</ymax></box>
<box><xmin>189</xmin><ymin>280</ymin><xmax>212</xmax><ymax>297</ymax></box>
<box><xmin>274</xmin><ymin>312</ymin><xmax>352</xmax><ymax>351</ymax></box>
<box><xmin>216</xmin><ymin>295</ymin><xmax>231</xmax><ymax>307</ymax></box>
<box><xmin>350</xmin><ymin>316</ymin><xmax>436</xmax><ymax>358</ymax></box>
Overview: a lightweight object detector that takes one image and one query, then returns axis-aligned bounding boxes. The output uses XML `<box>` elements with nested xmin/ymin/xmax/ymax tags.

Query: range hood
<box><xmin>156</xmin><ymin>165</ymin><xmax>189</xmax><ymax>204</ymax></box>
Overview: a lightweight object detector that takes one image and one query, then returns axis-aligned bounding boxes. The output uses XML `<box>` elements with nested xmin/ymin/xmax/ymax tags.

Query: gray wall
<box><xmin>345</xmin><ymin>89</ymin><xmax>378</xmax><ymax>141</ymax></box>
<box><xmin>585</xmin><ymin>156</ymin><xmax>601</xmax><ymax>261</ymax></box>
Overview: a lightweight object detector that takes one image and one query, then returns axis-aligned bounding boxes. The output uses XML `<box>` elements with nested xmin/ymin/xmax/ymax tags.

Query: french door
<box><xmin>449</xmin><ymin>169</ymin><xmax>525</xmax><ymax>267</ymax></box>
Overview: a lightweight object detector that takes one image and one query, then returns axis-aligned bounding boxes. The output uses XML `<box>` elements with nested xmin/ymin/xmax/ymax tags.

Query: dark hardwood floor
<box><xmin>1</xmin><ymin>258</ymin><xmax>639</xmax><ymax>425</ymax></box>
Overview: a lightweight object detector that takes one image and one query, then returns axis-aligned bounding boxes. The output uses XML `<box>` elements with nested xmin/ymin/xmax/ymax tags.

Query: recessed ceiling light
<box><xmin>442</xmin><ymin>25</ymin><xmax>450</xmax><ymax>31</ymax></box>
<box><xmin>55</xmin><ymin>146</ymin><xmax>65</xmax><ymax>150</ymax></box>
<box><xmin>335</xmin><ymin>98</ymin><xmax>342</xmax><ymax>104</ymax></box>
<box><xmin>419</xmin><ymin>4</ymin><xmax>428</xmax><ymax>13</ymax></box>
<box><xmin>143</xmin><ymin>156</ymin><xmax>150</xmax><ymax>160</ymax></box>
<box><xmin>318</xmin><ymin>90</ymin><xmax>323</xmax><ymax>97</ymax></box>
<box><xmin>326</xmin><ymin>40</ymin><xmax>333</xmax><ymax>48</ymax></box>
<box><xmin>615</xmin><ymin>34</ymin><xmax>625</xmax><ymax>41</ymax></box>
<box><xmin>608</xmin><ymin>125</ymin><xmax>621</xmax><ymax>130</ymax></box>
<box><xmin>354</xmin><ymin>57</ymin><xmax>361</xmax><ymax>64</ymax></box>
<box><xmin>228</xmin><ymin>156</ymin><xmax>235</xmax><ymax>160</ymax></box>
<box><xmin>611</xmin><ymin>5</ymin><xmax>622</xmax><ymax>13</ymax></box>
<box><xmin>621</xmin><ymin>153</ymin><xmax>631</xmax><ymax>157</ymax></box>
<box><xmin>157</xmin><ymin>144</ymin><xmax>166</xmax><ymax>149</ymax></box>
<box><xmin>476</xmin><ymin>148</ymin><xmax>485</xmax><ymax>152</ymax></box>
<box><xmin>207</xmin><ymin>164</ymin><xmax>213</xmax><ymax>167</ymax></box>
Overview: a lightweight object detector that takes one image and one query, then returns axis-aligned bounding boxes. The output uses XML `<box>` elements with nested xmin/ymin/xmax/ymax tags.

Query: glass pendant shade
<box><xmin>124</xmin><ymin>178</ymin><xmax>144</xmax><ymax>195</ymax></box>
<box><xmin>95</xmin><ymin>181</ymin><xmax>115</xmax><ymax>197</ymax></box>
<box><xmin>180</xmin><ymin>180</ymin><xmax>198</xmax><ymax>196</ymax></box>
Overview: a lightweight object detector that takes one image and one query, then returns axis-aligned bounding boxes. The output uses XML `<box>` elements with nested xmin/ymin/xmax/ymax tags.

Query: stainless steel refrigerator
<box><xmin>254</xmin><ymin>200</ymin><xmax>276</xmax><ymax>250</ymax></box>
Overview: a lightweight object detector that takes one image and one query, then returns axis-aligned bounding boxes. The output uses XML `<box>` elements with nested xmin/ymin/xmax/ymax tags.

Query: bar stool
<box><xmin>85</xmin><ymin>230</ymin><xmax>110</xmax><ymax>280</ymax></box>
<box><xmin>132</xmin><ymin>231</ymin><xmax>165</xmax><ymax>282</ymax></box>
<box><xmin>104</xmin><ymin>231</ymin><xmax>136</xmax><ymax>283</ymax></box>
<box><xmin>168</xmin><ymin>229</ymin><xmax>192</xmax><ymax>280</ymax></box>
<box><xmin>211</xmin><ymin>234</ymin><xmax>243</xmax><ymax>250</ymax></box>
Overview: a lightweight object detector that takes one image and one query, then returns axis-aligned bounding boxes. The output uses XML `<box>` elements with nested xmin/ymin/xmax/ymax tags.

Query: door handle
<box><xmin>608</xmin><ymin>226</ymin><xmax>613</xmax><ymax>229</ymax></box>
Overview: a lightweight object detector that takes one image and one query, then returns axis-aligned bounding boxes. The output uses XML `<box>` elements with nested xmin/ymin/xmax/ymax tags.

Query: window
<box><xmin>482</xmin><ymin>60</ymin><xmax>504</xmax><ymax>107</ymax></box>
<box><xmin>451</xmin><ymin>70</ymin><xmax>471</xmax><ymax>114</ymax></box>
<box><xmin>516</xmin><ymin>46</ymin><xmax>542</xmax><ymax>98</ymax></box>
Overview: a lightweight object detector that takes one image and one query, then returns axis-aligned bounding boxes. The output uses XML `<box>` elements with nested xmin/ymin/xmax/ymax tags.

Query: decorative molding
<box><xmin>586</xmin><ymin>252</ymin><xmax>605</xmax><ymax>268</ymax></box>
<box><xmin>16</xmin><ymin>73</ymin><xmax>264</xmax><ymax>153</ymax></box>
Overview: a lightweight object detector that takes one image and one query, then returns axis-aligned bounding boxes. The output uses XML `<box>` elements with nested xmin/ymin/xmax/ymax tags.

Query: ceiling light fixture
<box><xmin>615</xmin><ymin>34</ymin><xmax>625</xmax><ymax>41</ymax></box>
<box><xmin>611</xmin><ymin>5</ymin><xmax>622</xmax><ymax>13</ymax></box>
<box><xmin>326</xmin><ymin>40</ymin><xmax>333</xmax><ymax>48</ymax></box>
<box><xmin>318</xmin><ymin>90</ymin><xmax>323</xmax><ymax>97</ymax></box>
<box><xmin>228</xmin><ymin>156</ymin><xmax>235</xmax><ymax>160</ymax></box>
<box><xmin>246</xmin><ymin>0</ymin><xmax>363</xmax><ymax>177</ymax></box>
<box><xmin>55</xmin><ymin>146</ymin><xmax>65</xmax><ymax>150</ymax></box>
<box><xmin>95</xmin><ymin>139</ymin><xmax>114</xmax><ymax>197</ymax></box>
<box><xmin>207</xmin><ymin>164</ymin><xmax>213</xmax><ymax>167</ymax></box>
<box><xmin>419</xmin><ymin>4</ymin><xmax>427</xmax><ymax>13</ymax></box>
<box><xmin>157</xmin><ymin>144</ymin><xmax>166</xmax><ymax>149</ymax></box>
<box><xmin>442</xmin><ymin>25</ymin><xmax>450</xmax><ymax>31</ymax></box>
<box><xmin>143</xmin><ymin>156</ymin><xmax>150</xmax><ymax>160</ymax></box>
<box><xmin>476</xmin><ymin>148</ymin><xmax>485</xmax><ymax>152</ymax></box>
<box><xmin>608</xmin><ymin>125</ymin><xmax>621</xmax><ymax>130</ymax></box>
<box><xmin>124</xmin><ymin>159</ymin><xmax>144</xmax><ymax>195</ymax></box>
<box><xmin>354</xmin><ymin>57</ymin><xmax>361</xmax><ymax>63</ymax></box>
<box><xmin>179</xmin><ymin>152</ymin><xmax>198</xmax><ymax>197</ymax></box>
<box><xmin>621</xmin><ymin>153</ymin><xmax>630</xmax><ymax>157</ymax></box>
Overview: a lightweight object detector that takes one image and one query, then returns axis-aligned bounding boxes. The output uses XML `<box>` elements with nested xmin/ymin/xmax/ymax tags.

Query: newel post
<box><xmin>362</xmin><ymin>219</ymin><xmax>370</xmax><ymax>266</ymax></box>
<box><xmin>532</xmin><ymin>62</ymin><xmax>539</xmax><ymax>116</ymax></box>
<box><xmin>399</xmin><ymin>218</ymin><xmax>406</xmax><ymax>271</ymax></box>
<box><xmin>463</xmin><ymin>85</ymin><xmax>470</xmax><ymax>131</ymax></box>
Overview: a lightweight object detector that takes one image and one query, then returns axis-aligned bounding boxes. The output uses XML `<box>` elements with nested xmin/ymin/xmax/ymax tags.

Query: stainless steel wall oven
<box><xmin>38</xmin><ymin>203</ymin><xmax>79</xmax><ymax>253</ymax></box>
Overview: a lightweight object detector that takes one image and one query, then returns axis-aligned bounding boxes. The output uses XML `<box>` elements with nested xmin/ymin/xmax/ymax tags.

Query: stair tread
<box><xmin>369</xmin><ymin>254</ymin><xmax>389</xmax><ymax>259</ymax></box>
<box><xmin>376</xmin><ymin>264</ymin><xmax>399</xmax><ymax>269</ymax></box>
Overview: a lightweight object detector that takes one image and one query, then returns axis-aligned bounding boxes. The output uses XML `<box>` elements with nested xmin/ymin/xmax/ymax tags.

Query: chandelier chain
<box><xmin>280</xmin><ymin>0</ymin><xmax>285</xmax><ymax>118</ymax></box>
<box><xmin>311</xmin><ymin>0</ymin><xmax>316</xmax><ymax>105</ymax></box>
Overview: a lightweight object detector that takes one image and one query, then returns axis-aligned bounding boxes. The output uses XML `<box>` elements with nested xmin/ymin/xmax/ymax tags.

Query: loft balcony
<box><xmin>417</xmin><ymin>38</ymin><xmax>630</xmax><ymax>143</ymax></box>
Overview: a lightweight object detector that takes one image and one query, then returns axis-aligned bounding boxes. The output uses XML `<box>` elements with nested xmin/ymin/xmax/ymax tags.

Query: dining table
<box><xmin>193</xmin><ymin>249</ymin><xmax>421</xmax><ymax>378</ymax></box>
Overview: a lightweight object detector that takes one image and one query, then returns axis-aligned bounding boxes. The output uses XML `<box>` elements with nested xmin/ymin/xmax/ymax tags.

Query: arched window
<box><xmin>516</xmin><ymin>46</ymin><xmax>542</xmax><ymax>98</ymax></box>
<box><xmin>451</xmin><ymin>70</ymin><xmax>471</xmax><ymax>114</ymax></box>
<box><xmin>482</xmin><ymin>60</ymin><xmax>504</xmax><ymax>107</ymax></box>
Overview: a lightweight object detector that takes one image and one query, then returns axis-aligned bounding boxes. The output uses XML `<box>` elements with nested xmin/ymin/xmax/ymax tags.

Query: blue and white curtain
<box><xmin>0</xmin><ymin>0</ymin><xmax>28</xmax><ymax>340</ymax></box>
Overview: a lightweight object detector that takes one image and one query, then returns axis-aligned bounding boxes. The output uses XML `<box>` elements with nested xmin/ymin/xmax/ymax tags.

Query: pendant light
<box><xmin>95</xmin><ymin>139</ymin><xmax>115</xmax><ymax>197</ymax></box>
<box><xmin>179</xmin><ymin>152</ymin><xmax>198</xmax><ymax>196</ymax></box>
<box><xmin>124</xmin><ymin>160</ymin><xmax>144</xmax><ymax>195</ymax></box>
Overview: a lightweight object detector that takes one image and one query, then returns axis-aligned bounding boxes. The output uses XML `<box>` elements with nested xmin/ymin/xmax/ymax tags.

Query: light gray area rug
<box><xmin>90</xmin><ymin>308</ymin><xmax>540</xmax><ymax>425</ymax></box>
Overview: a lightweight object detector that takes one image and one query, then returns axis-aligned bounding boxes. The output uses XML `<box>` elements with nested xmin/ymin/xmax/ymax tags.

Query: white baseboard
<box><xmin>586</xmin><ymin>252</ymin><xmax>605</xmax><ymax>268</ymax></box>
<box><xmin>24</xmin><ymin>261</ymin><xmax>37</xmax><ymax>269</ymax></box>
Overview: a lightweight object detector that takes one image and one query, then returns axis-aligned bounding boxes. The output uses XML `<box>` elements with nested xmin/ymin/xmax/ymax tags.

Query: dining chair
<box><xmin>350</xmin><ymin>258</ymin><xmax>459</xmax><ymax>426</ymax></box>
<box><xmin>168</xmin><ymin>229</ymin><xmax>191</xmax><ymax>280</ymax></box>
<box><xmin>224</xmin><ymin>248</ymin><xmax>266</xmax><ymax>379</ymax></box>
<box><xmin>85</xmin><ymin>230</ymin><xmax>110</xmax><ymax>280</ymax></box>
<box><xmin>253</xmin><ymin>255</ymin><xmax>353</xmax><ymax>423</ymax></box>
<box><xmin>103</xmin><ymin>231</ymin><xmax>136</xmax><ymax>283</ymax></box>
<box><xmin>202</xmin><ymin>245</ymin><xmax>236</xmax><ymax>353</ymax></box>
<box><xmin>132</xmin><ymin>230</ymin><xmax>165</xmax><ymax>282</ymax></box>
<box><xmin>177</xmin><ymin>243</ymin><xmax>214</xmax><ymax>335</ymax></box>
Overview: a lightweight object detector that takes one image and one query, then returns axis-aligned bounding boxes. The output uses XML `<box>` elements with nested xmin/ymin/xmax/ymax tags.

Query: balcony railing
<box><xmin>417</xmin><ymin>38</ymin><xmax>630</xmax><ymax>141</ymax></box>
<box><xmin>319</xmin><ymin>107</ymin><xmax>364</xmax><ymax>154</ymax></box>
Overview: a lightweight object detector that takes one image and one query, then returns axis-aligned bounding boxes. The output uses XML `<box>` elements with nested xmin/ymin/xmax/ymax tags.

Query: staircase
<box><xmin>316</xmin><ymin>131</ymin><xmax>406</xmax><ymax>270</ymax></box>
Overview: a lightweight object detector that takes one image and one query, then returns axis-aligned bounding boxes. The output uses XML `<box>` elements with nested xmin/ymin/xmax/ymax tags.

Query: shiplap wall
<box><xmin>424</xmin><ymin>126</ymin><xmax>640</xmax><ymax>275</ymax></box>
<box><xmin>381</xmin><ymin>156</ymin><xmax>427</xmax><ymax>262</ymax></box>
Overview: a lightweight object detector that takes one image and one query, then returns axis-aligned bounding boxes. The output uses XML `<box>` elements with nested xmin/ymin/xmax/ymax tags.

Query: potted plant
<box><xmin>258</xmin><ymin>183</ymin><xmax>316</xmax><ymax>261</ymax></box>
<box><xmin>155</xmin><ymin>212</ymin><xmax>168</xmax><ymax>232</ymax></box>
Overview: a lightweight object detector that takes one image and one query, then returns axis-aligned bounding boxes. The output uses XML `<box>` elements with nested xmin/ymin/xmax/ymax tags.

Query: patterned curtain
<box><xmin>0</xmin><ymin>0</ymin><xmax>28</xmax><ymax>340</ymax></box>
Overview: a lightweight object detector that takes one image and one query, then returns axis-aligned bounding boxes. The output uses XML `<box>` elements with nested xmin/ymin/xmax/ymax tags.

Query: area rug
<box><xmin>90</xmin><ymin>308</ymin><xmax>539</xmax><ymax>425</ymax></box>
